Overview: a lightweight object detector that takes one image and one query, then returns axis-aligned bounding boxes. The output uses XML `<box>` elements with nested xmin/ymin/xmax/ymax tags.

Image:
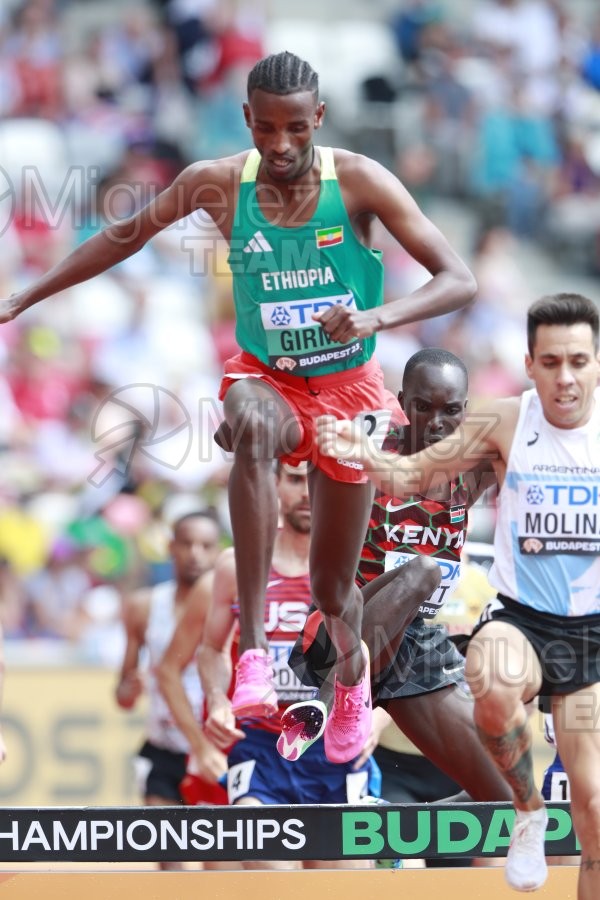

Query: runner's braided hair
<box><xmin>247</xmin><ymin>51</ymin><xmax>318</xmax><ymax>98</ymax></box>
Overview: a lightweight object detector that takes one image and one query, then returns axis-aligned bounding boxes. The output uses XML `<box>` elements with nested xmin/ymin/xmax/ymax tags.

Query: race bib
<box><xmin>547</xmin><ymin>770</ymin><xmax>570</xmax><ymax>802</ymax></box>
<box><xmin>517</xmin><ymin>480</ymin><xmax>600</xmax><ymax>555</ymax></box>
<box><xmin>354</xmin><ymin>407</ymin><xmax>393</xmax><ymax>451</ymax></box>
<box><xmin>260</xmin><ymin>293</ymin><xmax>363</xmax><ymax>373</ymax></box>
<box><xmin>269</xmin><ymin>640</ymin><xmax>315</xmax><ymax>703</ymax></box>
<box><xmin>384</xmin><ymin>551</ymin><xmax>461</xmax><ymax>618</ymax></box>
<box><xmin>345</xmin><ymin>770</ymin><xmax>370</xmax><ymax>803</ymax></box>
<box><xmin>227</xmin><ymin>760</ymin><xmax>255</xmax><ymax>803</ymax></box>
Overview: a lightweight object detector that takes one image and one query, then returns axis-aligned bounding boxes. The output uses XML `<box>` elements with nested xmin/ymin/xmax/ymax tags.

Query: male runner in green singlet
<box><xmin>0</xmin><ymin>51</ymin><xmax>476</xmax><ymax>764</ymax></box>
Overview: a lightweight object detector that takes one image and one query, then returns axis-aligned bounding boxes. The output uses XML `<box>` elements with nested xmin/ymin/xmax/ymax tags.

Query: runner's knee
<box><xmin>412</xmin><ymin>556</ymin><xmax>441</xmax><ymax>596</ymax></box>
<box><xmin>311</xmin><ymin>572</ymin><xmax>358</xmax><ymax>618</ymax></box>
<box><xmin>470</xmin><ymin>681</ymin><xmax>524</xmax><ymax>734</ymax></box>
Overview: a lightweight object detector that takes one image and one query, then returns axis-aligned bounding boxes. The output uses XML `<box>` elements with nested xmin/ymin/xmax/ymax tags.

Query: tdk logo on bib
<box><xmin>526</xmin><ymin>485</ymin><xmax>545</xmax><ymax>505</ymax></box>
<box><xmin>262</xmin><ymin>293</ymin><xmax>355</xmax><ymax>329</ymax></box>
<box><xmin>260</xmin><ymin>292</ymin><xmax>363</xmax><ymax>373</ymax></box>
<box><xmin>518</xmin><ymin>479</ymin><xmax>600</xmax><ymax>556</ymax></box>
<box><xmin>270</xmin><ymin>306</ymin><xmax>292</xmax><ymax>327</ymax></box>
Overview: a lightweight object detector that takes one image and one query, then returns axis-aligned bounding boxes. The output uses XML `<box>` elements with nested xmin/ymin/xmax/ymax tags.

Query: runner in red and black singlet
<box><xmin>286</xmin><ymin>350</ymin><xmax>511</xmax><ymax>809</ymax></box>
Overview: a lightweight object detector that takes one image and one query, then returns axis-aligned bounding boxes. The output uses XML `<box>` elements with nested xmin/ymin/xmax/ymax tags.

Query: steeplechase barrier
<box><xmin>0</xmin><ymin>802</ymin><xmax>579</xmax><ymax>898</ymax></box>
<box><xmin>0</xmin><ymin>801</ymin><xmax>579</xmax><ymax>863</ymax></box>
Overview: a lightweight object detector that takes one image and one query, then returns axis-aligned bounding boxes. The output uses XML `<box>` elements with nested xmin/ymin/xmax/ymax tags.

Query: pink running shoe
<box><xmin>231</xmin><ymin>649</ymin><xmax>278</xmax><ymax>717</ymax></box>
<box><xmin>324</xmin><ymin>641</ymin><xmax>372</xmax><ymax>764</ymax></box>
<box><xmin>276</xmin><ymin>700</ymin><xmax>328</xmax><ymax>761</ymax></box>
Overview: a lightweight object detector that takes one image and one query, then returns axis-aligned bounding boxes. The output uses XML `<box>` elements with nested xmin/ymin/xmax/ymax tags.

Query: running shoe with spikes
<box><xmin>324</xmin><ymin>641</ymin><xmax>372</xmax><ymax>764</ymax></box>
<box><xmin>231</xmin><ymin>649</ymin><xmax>278</xmax><ymax>718</ymax></box>
<box><xmin>276</xmin><ymin>700</ymin><xmax>328</xmax><ymax>761</ymax></box>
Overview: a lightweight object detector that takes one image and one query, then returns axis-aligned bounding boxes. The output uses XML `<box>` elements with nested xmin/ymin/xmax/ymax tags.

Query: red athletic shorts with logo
<box><xmin>219</xmin><ymin>352</ymin><xmax>406</xmax><ymax>484</ymax></box>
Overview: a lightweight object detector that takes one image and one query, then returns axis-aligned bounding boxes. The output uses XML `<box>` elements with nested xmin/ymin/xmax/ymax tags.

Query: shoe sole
<box><xmin>504</xmin><ymin>874</ymin><xmax>547</xmax><ymax>892</ymax></box>
<box><xmin>505</xmin><ymin>811</ymin><xmax>548</xmax><ymax>892</ymax></box>
<box><xmin>276</xmin><ymin>700</ymin><xmax>328</xmax><ymax>761</ymax></box>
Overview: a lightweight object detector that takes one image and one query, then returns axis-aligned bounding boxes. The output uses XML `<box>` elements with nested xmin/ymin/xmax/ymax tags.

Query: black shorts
<box><xmin>373</xmin><ymin>746</ymin><xmax>461</xmax><ymax>803</ymax></box>
<box><xmin>472</xmin><ymin>593</ymin><xmax>600</xmax><ymax>698</ymax></box>
<box><xmin>136</xmin><ymin>740</ymin><xmax>187</xmax><ymax>803</ymax></box>
<box><xmin>288</xmin><ymin>609</ymin><xmax>466</xmax><ymax>702</ymax></box>
<box><xmin>376</xmin><ymin>618</ymin><xmax>466</xmax><ymax>700</ymax></box>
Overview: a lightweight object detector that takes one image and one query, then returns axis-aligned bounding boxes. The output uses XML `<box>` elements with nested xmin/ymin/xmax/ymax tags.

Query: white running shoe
<box><xmin>505</xmin><ymin>806</ymin><xmax>548</xmax><ymax>892</ymax></box>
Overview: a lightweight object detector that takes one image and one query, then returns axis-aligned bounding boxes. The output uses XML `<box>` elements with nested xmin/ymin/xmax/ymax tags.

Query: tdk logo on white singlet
<box><xmin>243</xmin><ymin>231</ymin><xmax>273</xmax><ymax>253</ymax></box>
<box><xmin>525</xmin><ymin>483</ymin><xmax>600</xmax><ymax>506</ymax></box>
<box><xmin>526</xmin><ymin>485</ymin><xmax>545</xmax><ymax>505</ymax></box>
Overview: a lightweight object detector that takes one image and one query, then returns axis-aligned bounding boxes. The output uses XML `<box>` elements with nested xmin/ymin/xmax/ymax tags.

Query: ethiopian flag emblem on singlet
<box><xmin>315</xmin><ymin>225</ymin><xmax>343</xmax><ymax>248</ymax></box>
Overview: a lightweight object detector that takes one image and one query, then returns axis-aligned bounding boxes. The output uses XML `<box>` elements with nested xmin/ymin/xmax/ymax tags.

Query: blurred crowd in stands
<box><xmin>0</xmin><ymin>0</ymin><xmax>598</xmax><ymax>661</ymax></box>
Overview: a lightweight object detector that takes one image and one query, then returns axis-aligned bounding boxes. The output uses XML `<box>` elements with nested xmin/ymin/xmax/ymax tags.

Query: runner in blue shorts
<box><xmin>159</xmin><ymin>461</ymin><xmax>379</xmax><ymax>870</ymax></box>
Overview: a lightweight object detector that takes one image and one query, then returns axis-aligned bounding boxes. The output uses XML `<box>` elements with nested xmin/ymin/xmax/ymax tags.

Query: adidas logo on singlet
<box><xmin>243</xmin><ymin>230</ymin><xmax>273</xmax><ymax>253</ymax></box>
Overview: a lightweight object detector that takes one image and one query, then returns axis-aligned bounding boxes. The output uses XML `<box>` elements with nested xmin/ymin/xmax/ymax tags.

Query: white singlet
<box><xmin>145</xmin><ymin>580</ymin><xmax>203</xmax><ymax>753</ymax></box>
<box><xmin>490</xmin><ymin>388</ymin><xmax>600</xmax><ymax>616</ymax></box>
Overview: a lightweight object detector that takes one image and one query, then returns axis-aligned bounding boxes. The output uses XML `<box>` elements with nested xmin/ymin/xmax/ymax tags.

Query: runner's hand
<box><xmin>115</xmin><ymin>671</ymin><xmax>144</xmax><ymax>709</ymax></box>
<box><xmin>188</xmin><ymin>741</ymin><xmax>228</xmax><ymax>783</ymax></box>
<box><xmin>313</xmin><ymin>306</ymin><xmax>380</xmax><ymax>342</ymax></box>
<box><xmin>316</xmin><ymin>415</ymin><xmax>373</xmax><ymax>464</ymax></box>
<box><xmin>0</xmin><ymin>295</ymin><xmax>24</xmax><ymax>324</ymax></box>
<box><xmin>204</xmin><ymin>701</ymin><xmax>246</xmax><ymax>750</ymax></box>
